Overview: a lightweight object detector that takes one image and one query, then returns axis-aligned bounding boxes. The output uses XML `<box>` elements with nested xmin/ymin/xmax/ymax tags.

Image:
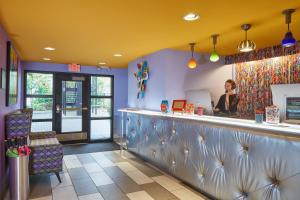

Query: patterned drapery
<box><xmin>225</xmin><ymin>44</ymin><xmax>299</xmax><ymax>65</ymax></box>
<box><xmin>234</xmin><ymin>53</ymin><xmax>300</xmax><ymax>117</ymax></box>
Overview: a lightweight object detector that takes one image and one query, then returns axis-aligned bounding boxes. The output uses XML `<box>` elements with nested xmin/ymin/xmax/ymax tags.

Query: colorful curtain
<box><xmin>225</xmin><ymin>44</ymin><xmax>299</xmax><ymax>65</ymax></box>
<box><xmin>234</xmin><ymin>53</ymin><xmax>300</xmax><ymax>117</ymax></box>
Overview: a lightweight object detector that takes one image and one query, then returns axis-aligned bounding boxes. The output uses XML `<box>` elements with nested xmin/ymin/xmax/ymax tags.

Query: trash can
<box><xmin>9</xmin><ymin>155</ymin><xmax>29</xmax><ymax>200</ymax></box>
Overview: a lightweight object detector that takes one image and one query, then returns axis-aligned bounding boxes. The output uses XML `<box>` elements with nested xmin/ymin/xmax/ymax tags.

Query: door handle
<box><xmin>61</xmin><ymin>107</ymin><xmax>88</xmax><ymax>111</ymax></box>
<box><xmin>56</xmin><ymin>104</ymin><xmax>61</xmax><ymax>113</ymax></box>
<box><xmin>56</xmin><ymin>104</ymin><xmax>88</xmax><ymax>112</ymax></box>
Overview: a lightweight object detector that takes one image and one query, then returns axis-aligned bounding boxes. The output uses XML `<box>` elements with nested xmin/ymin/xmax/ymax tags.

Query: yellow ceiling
<box><xmin>0</xmin><ymin>0</ymin><xmax>300</xmax><ymax>68</ymax></box>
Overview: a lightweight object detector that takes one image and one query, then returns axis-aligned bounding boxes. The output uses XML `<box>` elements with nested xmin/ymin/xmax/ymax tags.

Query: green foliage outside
<box><xmin>26</xmin><ymin>73</ymin><xmax>53</xmax><ymax>111</ymax></box>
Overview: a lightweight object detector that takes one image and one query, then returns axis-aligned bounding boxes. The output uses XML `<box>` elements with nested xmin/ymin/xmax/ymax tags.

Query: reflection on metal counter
<box><xmin>120</xmin><ymin>109</ymin><xmax>300</xmax><ymax>200</ymax></box>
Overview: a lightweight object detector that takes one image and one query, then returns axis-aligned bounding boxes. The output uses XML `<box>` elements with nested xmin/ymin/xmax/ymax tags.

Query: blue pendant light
<box><xmin>281</xmin><ymin>9</ymin><xmax>296</xmax><ymax>47</ymax></box>
<box><xmin>210</xmin><ymin>34</ymin><xmax>220</xmax><ymax>62</ymax></box>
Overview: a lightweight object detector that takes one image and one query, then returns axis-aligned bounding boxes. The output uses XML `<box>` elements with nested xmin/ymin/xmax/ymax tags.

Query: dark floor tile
<box><xmin>72</xmin><ymin>177</ymin><xmax>98</xmax><ymax>196</ymax></box>
<box><xmin>68</xmin><ymin>167</ymin><xmax>90</xmax><ymax>180</ymax></box>
<box><xmin>63</xmin><ymin>142</ymin><xmax>120</xmax><ymax>155</ymax></box>
<box><xmin>77</xmin><ymin>154</ymin><xmax>96</xmax><ymax>164</ymax></box>
<box><xmin>98</xmin><ymin>183</ymin><xmax>129</xmax><ymax>200</ymax></box>
<box><xmin>113</xmin><ymin>175</ymin><xmax>141</xmax><ymax>194</ymax></box>
<box><xmin>141</xmin><ymin>182</ymin><xmax>179</xmax><ymax>200</ymax></box>
<box><xmin>103</xmin><ymin>166</ymin><xmax>127</xmax><ymax>179</ymax></box>
<box><xmin>29</xmin><ymin>174</ymin><xmax>52</xmax><ymax>199</ymax></box>
<box><xmin>128</xmin><ymin>160</ymin><xmax>163</xmax><ymax>177</ymax></box>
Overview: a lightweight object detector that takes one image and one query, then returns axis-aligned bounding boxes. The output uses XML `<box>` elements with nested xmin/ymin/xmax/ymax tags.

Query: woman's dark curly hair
<box><xmin>226</xmin><ymin>79</ymin><xmax>236</xmax><ymax>90</ymax></box>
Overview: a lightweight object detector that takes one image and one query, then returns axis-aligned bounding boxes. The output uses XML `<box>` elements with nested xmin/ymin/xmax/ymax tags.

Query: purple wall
<box><xmin>0</xmin><ymin>25</ymin><xmax>22</xmax><ymax>197</ymax></box>
<box><xmin>21</xmin><ymin>61</ymin><xmax>128</xmax><ymax>138</ymax></box>
<box><xmin>128</xmin><ymin>49</ymin><xmax>230</xmax><ymax>110</ymax></box>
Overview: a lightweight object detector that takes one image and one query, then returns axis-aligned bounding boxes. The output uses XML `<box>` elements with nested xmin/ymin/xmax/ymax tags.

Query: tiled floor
<box><xmin>29</xmin><ymin>150</ymin><xmax>208</xmax><ymax>200</ymax></box>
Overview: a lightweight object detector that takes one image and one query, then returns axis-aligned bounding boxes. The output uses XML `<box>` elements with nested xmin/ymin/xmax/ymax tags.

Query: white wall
<box><xmin>128</xmin><ymin>49</ymin><xmax>233</xmax><ymax>110</ymax></box>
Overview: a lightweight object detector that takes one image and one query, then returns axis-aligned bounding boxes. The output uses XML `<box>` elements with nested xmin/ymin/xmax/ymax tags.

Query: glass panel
<box><xmin>26</xmin><ymin>73</ymin><xmax>53</xmax><ymax>95</ymax></box>
<box><xmin>26</xmin><ymin>97</ymin><xmax>53</xmax><ymax>119</ymax></box>
<box><xmin>91</xmin><ymin>76</ymin><xmax>111</xmax><ymax>96</ymax></box>
<box><xmin>91</xmin><ymin>119</ymin><xmax>111</xmax><ymax>140</ymax></box>
<box><xmin>91</xmin><ymin>98</ymin><xmax>111</xmax><ymax>117</ymax></box>
<box><xmin>61</xmin><ymin>81</ymin><xmax>83</xmax><ymax>132</ymax></box>
<box><xmin>31</xmin><ymin>121</ymin><xmax>52</xmax><ymax>132</ymax></box>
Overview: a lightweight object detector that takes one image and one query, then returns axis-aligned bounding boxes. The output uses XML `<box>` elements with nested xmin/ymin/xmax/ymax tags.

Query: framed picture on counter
<box><xmin>172</xmin><ymin>100</ymin><xmax>187</xmax><ymax>113</ymax></box>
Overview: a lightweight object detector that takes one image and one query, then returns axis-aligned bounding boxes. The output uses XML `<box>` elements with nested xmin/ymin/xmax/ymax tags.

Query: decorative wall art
<box><xmin>234</xmin><ymin>53</ymin><xmax>300</xmax><ymax>117</ymax></box>
<box><xmin>6</xmin><ymin>41</ymin><xmax>19</xmax><ymax>106</ymax></box>
<box><xmin>134</xmin><ymin>60</ymin><xmax>149</xmax><ymax>99</ymax></box>
<box><xmin>0</xmin><ymin>68</ymin><xmax>6</xmax><ymax>89</ymax></box>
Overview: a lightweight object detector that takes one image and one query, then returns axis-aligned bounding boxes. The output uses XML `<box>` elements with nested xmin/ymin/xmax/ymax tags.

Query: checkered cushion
<box><xmin>29</xmin><ymin>131</ymin><xmax>63</xmax><ymax>175</ymax></box>
<box><xmin>5</xmin><ymin>109</ymin><xmax>33</xmax><ymax>138</ymax></box>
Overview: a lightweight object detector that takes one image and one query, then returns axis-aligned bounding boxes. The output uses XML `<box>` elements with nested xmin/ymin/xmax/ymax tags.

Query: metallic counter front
<box><xmin>119</xmin><ymin>109</ymin><xmax>300</xmax><ymax>200</ymax></box>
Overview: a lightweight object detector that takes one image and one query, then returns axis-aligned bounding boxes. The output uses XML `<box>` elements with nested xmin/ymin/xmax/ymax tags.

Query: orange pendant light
<box><xmin>188</xmin><ymin>43</ymin><xmax>197</xmax><ymax>69</ymax></box>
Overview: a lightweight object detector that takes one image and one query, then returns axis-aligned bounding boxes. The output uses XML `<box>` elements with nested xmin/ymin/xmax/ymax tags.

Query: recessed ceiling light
<box><xmin>183</xmin><ymin>13</ymin><xmax>199</xmax><ymax>21</ymax></box>
<box><xmin>113</xmin><ymin>53</ymin><xmax>123</xmax><ymax>57</ymax></box>
<box><xmin>43</xmin><ymin>57</ymin><xmax>51</xmax><ymax>61</ymax></box>
<box><xmin>98</xmin><ymin>62</ymin><xmax>107</xmax><ymax>65</ymax></box>
<box><xmin>44</xmin><ymin>47</ymin><xmax>55</xmax><ymax>51</ymax></box>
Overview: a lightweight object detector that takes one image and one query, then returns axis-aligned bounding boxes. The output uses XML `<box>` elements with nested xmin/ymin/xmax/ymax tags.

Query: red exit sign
<box><xmin>68</xmin><ymin>63</ymin><xmax>81</xmax><ymax>72</ymax></box>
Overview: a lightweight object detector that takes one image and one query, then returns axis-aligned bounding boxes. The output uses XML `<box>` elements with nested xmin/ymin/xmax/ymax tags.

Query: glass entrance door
<box><xmin>90</xmin><ymin>76</ymin><xmax>113</xmax><ymax>141</ymax></box>
<box><xmin>55</xmin><ymin>74</ymin><xmax>89</xmax><ymax>142</ymax></box>
<box><xmin>25</xmin><ymin>71</ymin><xmax>114</xmax><ymax>143</ymax></box>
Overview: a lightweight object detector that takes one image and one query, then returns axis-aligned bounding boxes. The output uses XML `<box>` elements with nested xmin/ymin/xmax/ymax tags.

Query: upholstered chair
<box><xmin>29</xmin><ymin>131</ymin><xmax>63</xmax><ymax>182</ymax></box>
<box><xmin>5</xmin><ymin>108</ymin><xmax>63</xmax><ymax>182</ymax></box>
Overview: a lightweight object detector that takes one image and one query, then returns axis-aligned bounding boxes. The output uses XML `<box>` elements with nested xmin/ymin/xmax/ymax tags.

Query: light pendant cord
<box><xmin>191</xmin><ymin>44</ymin><xmax>194</xmax><ymax>57</ymax></box>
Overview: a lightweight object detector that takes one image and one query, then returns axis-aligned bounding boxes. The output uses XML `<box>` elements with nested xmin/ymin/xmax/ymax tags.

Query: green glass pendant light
<box><xmin>210</xmin><ymin>34</ymin><xmax>220</xmax><ymax>62</ymax></box>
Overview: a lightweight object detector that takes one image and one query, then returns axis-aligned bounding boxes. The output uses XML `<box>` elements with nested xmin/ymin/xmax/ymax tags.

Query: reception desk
<box><xmin>119</xmin><ymin>108</ymin><xmax>300</xmax><ymax>200</ymax></box>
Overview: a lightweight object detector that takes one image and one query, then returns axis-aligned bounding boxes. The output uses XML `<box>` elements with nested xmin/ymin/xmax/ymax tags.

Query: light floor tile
<box><xmin>62</xmin><ymin>162</ymin><xmax>68</xmax><ymax>172</ymax></box>
<box><xmin>126</xmin><ymin>191</ymin><xmax>154</xmax><ymax>200</ymax></box>
<box><xmin>126</xmin><ymin>170</ymin><xmax>154</xmax><ymax>185</ymax></box>
<box><xmin>95</xmin><ymin>157</ymin><xmax>116</xmax><ymax>168</ymax></box>
<box><xmin>50</xmin><ymin>173</ymin><xmax>72</xmax><ymax>189</ymax></box>
<box><xmin>52</xmin><ymin>185</ymin><xmax>78</xmax><ymax>200</ymax></box>
<box><xmin>90</xmin><ymin>172</ymin><xmax>114</xmax><ymax>186</ymax></box>
<box><xmin>90</xmin><ymin>152</ymin><xmax>105</xmax><ymax>159</ymax></box>
<box><xmin>63</xmin><ymin>155</ymin><xmax>78</xmax><ymax>161</ymax></box>
<box><xmin>64</xmin><ymin>158</ymin><xmax>82</xmax><ymax>169</ymax></box>
<box><xmin>30</xmin><ymin>196</ymin><xmax>52</xmax><ymax>200</ymax></box>
<box><xmin>152</xmin><ymin>175</ymin><xmax>184</xmax><ymax>192</ymax></box>
<box><xmin>78</xmin><ymin>193</ymin><xmax>104</xmax><ymax>200</ymax></box>
<box><xmin>171</xmin><ymin>188</ymin><xmax>205</xmax><ymax>200</ymax></box>
<box><xmin>116</xmin><ymin>162</ymin><xmax>138</xmax><ymax>172</ymax></box>
<box><xmin>83</xmin><ymin>163</ymin><xmax>103</xmax><ymax>174</ymax></box>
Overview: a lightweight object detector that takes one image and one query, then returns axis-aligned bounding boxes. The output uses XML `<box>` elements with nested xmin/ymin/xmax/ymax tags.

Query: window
<box><xmin>25</xmin><ymin>72</ymin><xmax>54</xmax><ymax>132</ymax></box>
<box><xmin>90</xmin><ymin>76</ymin><xmax>113</xmax><ymax>140</ymax></box>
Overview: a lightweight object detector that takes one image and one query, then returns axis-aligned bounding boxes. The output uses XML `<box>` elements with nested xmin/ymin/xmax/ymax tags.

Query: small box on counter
<box><xmin>160</xmin><ymin>100</ymin><xmax>169</xmax><ymax>113</ymax></box>
<box><xmin>255</xmin><ymin>109</ymin><xmax>264</xmax><ymax>123</ymax></box>
<box><xmin>197</xmin><ymin>106</ymin><xmax>204</xmax><ymax>115</ymax></box>
<box><xmin>185</xmin><ymin>103</ymin><xmax>195</xmax><ymax>114</ymax></box>
<box><xmin>266</xmin><ymin>105</ymin><xmax>280</xmax><ymax>124</ymax></box>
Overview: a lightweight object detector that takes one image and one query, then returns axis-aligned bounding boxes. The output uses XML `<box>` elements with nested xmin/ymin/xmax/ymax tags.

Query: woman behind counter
<box><xmin>214</xmin><ymin>79</ymin><xmax>239</xmax><ymax>115</ymax></box>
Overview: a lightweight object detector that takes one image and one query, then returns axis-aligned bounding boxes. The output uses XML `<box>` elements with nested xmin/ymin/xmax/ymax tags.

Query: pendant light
<box><xmin>281</xmin><ymin>9</ymin><xmax>296</xmax><ymax>47</ymax></box>
<box><xmin>210</xmin><ymin>34</ymin><xmax>220</xmax><ymax>62</ymax></box>
<box><xmin>188</xmin><ymin>43</ymin><xmax>197</xmax><ymax>69</ymax></box>
<box><xmin>237</xmin><ymin>24</ymin><xmax>256</xmax><ymax>52</ymax></box>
